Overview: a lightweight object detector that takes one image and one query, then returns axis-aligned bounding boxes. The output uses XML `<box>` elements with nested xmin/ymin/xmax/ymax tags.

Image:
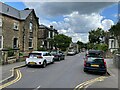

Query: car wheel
<box><xmin>84</xmin><ymin>69</ymin><xmax>87</xmax><ymax>72</ymax></box>
<box><xmin>58</xmin><ymin>57</ymin><xmax>61</xmax><ymax>61</ymax></box>
<box><xmin>26</xmin><ymin>65</ymin><xmax>30</xmax><ymax>67</ymax></box>
<box><xmin>102</xmin><ymin>71</ymin><xmax>107</xmax><ymax>75</ymax></box>
<box><xmin>51</xmin><ymin>59</ymin><xmax>54</xmax><ymax>64</ymax></box>
<box><xmin>63</xmin><ymin>56</ymin><xmax>65</xmax><ymax>60</ymax></box>
<box><xmin>42</xmin><ymin>61</ymin><xmax>46</xmax><ymax>68</ymax></box>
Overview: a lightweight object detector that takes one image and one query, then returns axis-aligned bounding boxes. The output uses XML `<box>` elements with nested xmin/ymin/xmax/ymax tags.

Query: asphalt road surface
<box><xmin>6</xmin><ymin>52</ymin><xmax>103</xmax><ymax>89</ymax></box>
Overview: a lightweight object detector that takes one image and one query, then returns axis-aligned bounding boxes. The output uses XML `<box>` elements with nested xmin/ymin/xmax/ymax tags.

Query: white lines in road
<box><xmin>33</xmin><ymin>85</ymin><xmax>41</xmax><ymax>90</ymax></box>
<box><xmin>74</xmin><ymin>76</ymin><xmax>108</xmax><ymax>90</ymax></box>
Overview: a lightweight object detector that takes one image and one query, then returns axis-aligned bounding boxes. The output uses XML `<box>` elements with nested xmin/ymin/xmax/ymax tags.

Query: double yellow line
<box><xmin>74</xmin><ymin>76</ymin><xmax>108</xmax><ymax>90</ymax></box>
<box><xmin>0</xmin><ymin>69</ymin><xmax>22</xmax><ymax>89</ymax></box>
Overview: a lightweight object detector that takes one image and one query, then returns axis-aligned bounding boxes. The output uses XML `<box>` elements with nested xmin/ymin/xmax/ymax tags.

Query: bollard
<box><xmin>2</xmin><ymin>48</ymin><xmax>9</xmax><ymax>65</ymax></box>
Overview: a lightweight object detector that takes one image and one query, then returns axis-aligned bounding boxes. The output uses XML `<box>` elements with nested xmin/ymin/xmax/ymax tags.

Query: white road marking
<box><xmin>33</xmin><ymin>85</ymin><xmax>41</xmax><ymax>90</ymax></box>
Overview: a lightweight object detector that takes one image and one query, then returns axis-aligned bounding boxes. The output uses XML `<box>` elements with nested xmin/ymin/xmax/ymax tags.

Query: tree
<box><xmin>109</xmin><ymin>22</ymin><xmax>120</xmax><ymax>48</ymax></box>
<box><xmin>77</xmin><ymin>41</ymin><xmax>84</xmax><ymax>48</ymax></box>
<box><xmin>53</xmin><ymin>34</ymin><xmax>72</xmax><ymax>51</ymax></box>
<box><xmin>89</xmin><ymin>28</ymin><xmax>105</xmax><ymax>44</ymax></box>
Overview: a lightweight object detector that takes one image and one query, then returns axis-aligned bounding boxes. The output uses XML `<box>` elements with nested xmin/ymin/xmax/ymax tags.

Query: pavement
<box><xmin>86</xmin><ymin>58</ymin><xmax>119</xmax><ymax>90</ymax></box>
<box><xmin>0</xmin><ymin>61</ymin><xmax>25</xmax><ymax>82</ymax></box>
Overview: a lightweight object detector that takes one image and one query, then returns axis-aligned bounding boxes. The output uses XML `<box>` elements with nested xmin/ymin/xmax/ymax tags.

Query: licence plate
<box><xmin>29</xmin><ymin>62</ymin><xmax>36</xmax><ymax>65</ymax></box>
<box><xmin>91</xmin><ymin>64</ymin><xmax>99</xmax><ymax>67</ymax></box>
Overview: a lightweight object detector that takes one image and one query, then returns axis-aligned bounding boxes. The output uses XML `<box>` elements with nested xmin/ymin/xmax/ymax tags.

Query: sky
<box><xmin>1</xmin><ymin>0</ymin><xmax>118</xmax><ymax>43</ymax></box>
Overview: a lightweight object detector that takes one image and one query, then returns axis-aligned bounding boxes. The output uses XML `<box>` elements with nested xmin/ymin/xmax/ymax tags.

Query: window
<box><xmin>13</xmin><ymin>22</ymin><xmax>19</xmax><ymax>30</ymax></box>
<box><xmin>29</xmin><ymin>38</ymin><xmax>33</xmax><ymax>48</ymax></box>
<box><xmin>0</xmin><ymin>18</ymin><xmax>2</xmax><ymax>27</ymax></box>
<box><xmin>29</xmin><ymin>53</ymin><xmax>42</xmax><ymax>58</ymax></box>
<box><xmin>48</xmin><ymin>31</ymin><xmax>50</xmax><ymax>38</ymax></box>
<box><xmin>13</xmin><ymin>38</ymin><xmax>18</xmax><ymax>48</ymax></box>
<box><xmin>43</xmin><ymin>53</ymin><xmax>51</xmax><ymax>56</ymax></box>
<box><xmin>0</xmin><ymin>36</ymin><xmax>3</xmax><ymax>49</ymax></box>
<box><xmin>42</xmin><ymin>41</ymin><xmax>44</xmax><ymax>45</ymax></box>
<box><xmin>111</xmin><ymin>40</ymin><xmax>114</xmax><ymax>48</ymax></box>
<box><xmin>87</xmin><ymin>58</ymin><xmax>104</xmax><ymax>63</ymax></box>
<box><xmin>29</xmin><ymin>23</ymin><xmax>33</xmax><ymax>32</ymax></box>
<box><xmin>53</xmin><ymin>32</ymin><xmax>55</xmax><ymax>37</ymax></box>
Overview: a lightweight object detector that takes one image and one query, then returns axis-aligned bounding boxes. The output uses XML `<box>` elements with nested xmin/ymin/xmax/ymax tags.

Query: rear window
<box><xmin>68</xmin><ymin>49</ymin><xmax>74</xmax><ymax>52</ymax></box>
<box><xmin>29</xmin><ymin>53</ymin><xmax>42</xmax><ymax>58</ymax></box>
<box><xmin>87</xmin><ymin>58</ymin><xmax>104</xmax><ymax>63</ymax></box>
<box><xmin>51</xmin><ymin>51</ymin><xmax>57</xmax><ymax>55</ymax></box>
<box><xmin>88</xmin><ymin>52</ymin><xmax>103</xmax><ymax>57</ymax></box>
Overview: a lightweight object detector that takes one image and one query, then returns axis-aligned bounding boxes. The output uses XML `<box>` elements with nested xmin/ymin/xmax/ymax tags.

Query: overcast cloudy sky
<box><xmin>2</xmin><ymin>0</ymin><xmax>118</xmax><ymax>43</ymax></box>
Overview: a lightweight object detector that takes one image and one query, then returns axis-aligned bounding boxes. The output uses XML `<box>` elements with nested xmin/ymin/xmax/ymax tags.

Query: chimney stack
<box><xmin>50</xmin><ymin>25</ymin><xmax>53</xmax><ymax>30</ymax></box>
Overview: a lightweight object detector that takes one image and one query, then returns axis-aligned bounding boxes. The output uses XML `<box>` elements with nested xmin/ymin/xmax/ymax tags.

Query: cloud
<box><xmin>24</xmin><ymin>2</ymin><xmax>114</xmax><ymax>16</ymax></box>
<box><xmin>22</xmin><ymin>2</ymin><xmax>115</xmax><ymax>43</ymax></box>
<box><xmin>50</xmin><ymin>12</ymin><xmax>114</xmax><ymax>43</ymax></box>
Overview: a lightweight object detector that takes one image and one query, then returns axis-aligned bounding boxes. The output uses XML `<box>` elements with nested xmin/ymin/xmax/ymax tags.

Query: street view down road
<box><xmin>4</xmin><ymin>52</ymin><xmax>109</xmax><ymax>89</ymax></box>
<box><xmin>0</xmin><ymin>1</ymin><xmax>119</xmax><ymax>90</ymax></box>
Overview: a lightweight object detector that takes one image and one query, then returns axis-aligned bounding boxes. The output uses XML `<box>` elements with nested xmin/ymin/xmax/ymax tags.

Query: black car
<box><xmin>50</xmin><ymin>50</ymin><xmax>65</xmax><ymax>61</ymax></box>
<box><xmin>84</xmin><ymin>57</ymin><xmax>107</xmax><ymax>74</ymax></box>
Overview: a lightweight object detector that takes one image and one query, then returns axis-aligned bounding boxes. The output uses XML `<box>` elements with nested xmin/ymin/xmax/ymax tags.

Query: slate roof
<box><xmin>0</xmin><ymin>2</ymin><xmax>33</xmax><ymax>20</ymax></box>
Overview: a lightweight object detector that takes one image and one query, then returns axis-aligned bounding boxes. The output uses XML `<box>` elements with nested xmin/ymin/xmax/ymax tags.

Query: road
<box><xmin>5</xmin><ymin>52</ymin><xmax>104</xmax><ymax>89</ymax></box>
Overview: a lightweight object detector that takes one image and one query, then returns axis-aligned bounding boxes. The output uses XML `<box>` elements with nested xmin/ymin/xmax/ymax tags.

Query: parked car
<box><xmin>67</xmin><ymin>49</ymin><xmax>76</xmax><ymax>56</ymax></box>
<box><xmin>50</xmin><ymin>50</ymin><xmax>65</xmax><ymax>61</ymax></box>
<box><xmin>26</xmin><ymin>51</ymin><xmax>54</xmax><ymax>68</ymax></box>
<box><xmin>86</xmin><ymin>50</ymin><xmax>104</xmax><ymax>58</ymax></box>
<box><xmin>84</xmin><ymin>57</ymin><xmax>107</xmax><ymax>74</ymax></box>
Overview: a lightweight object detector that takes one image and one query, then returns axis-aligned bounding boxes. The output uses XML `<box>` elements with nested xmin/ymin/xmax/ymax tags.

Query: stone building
<box><xmin>38</xmin><ymin>25</ymin><xmax>58</xmax><ymax>50</ymax></box>
<box><xmin>109</xmin><ymin>36</ymin><xmax>119</xmax><ymax>52</ymax></box>
<box><xmin>0</xmin><ymin>2</ymin><xmax>39</xmax><ymax>52</ymax></box>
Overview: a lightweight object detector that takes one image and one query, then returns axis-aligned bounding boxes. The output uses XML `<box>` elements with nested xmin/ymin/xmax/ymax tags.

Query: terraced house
<box><xmin>0</xmin><ymin>2</ymin><xmax>39</xmax><ymax>51</ymax></box>
<box><xmin>38</xmin><ymin>25</ymin><xmax>58</xmax><ymax>50</ymax></box>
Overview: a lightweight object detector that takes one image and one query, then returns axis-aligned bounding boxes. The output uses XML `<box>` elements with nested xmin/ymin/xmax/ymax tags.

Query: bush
<box><xmin>37</xmin><ymin>47</ymin><xmax>46</xmax><ymax>51</ymax></box>
<box><xmin>8</xmin><ymin>48</ymin><xmax>14</xmax><ymax>57</ymax></box>
<box><xmin>97</xmin><ymin>44</ymin><xmax>108</xmax><ymax>52</ymax></box>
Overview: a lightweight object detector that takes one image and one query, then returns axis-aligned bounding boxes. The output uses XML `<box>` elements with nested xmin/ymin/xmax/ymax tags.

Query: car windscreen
<box><xmin>29</xmin><ymin>53</ymin><xmax>42</xmax><ymax>58</ymax></box>
<box><xmin>87</xmin><ymin>58</ymin><xmax>104</xmax><ymax>63</ymax></box>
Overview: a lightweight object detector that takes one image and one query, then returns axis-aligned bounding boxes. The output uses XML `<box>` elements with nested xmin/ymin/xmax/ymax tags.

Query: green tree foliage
<box><xmin>77</xmin><ymin>41</ymin><xmax>84</xmax><ymax>48</ymax></box>
<box><xmin>89</xmin><ymin>28</ymin><xmax>105</xmax><ymax>44</ymax></box>
<box><xmin>53</xmin><ymin>34</ymin><xmax>72</xmax><ymax>51</ymax></box>
<box><xmin>96</xmin><ymin>44</ymin><xmax>108</xmax><ymax>51</ymax></box>
<box><xmin>109</xmin><ymin>22</ymin><xmax>120</xmax><ymax>48</ymax></box>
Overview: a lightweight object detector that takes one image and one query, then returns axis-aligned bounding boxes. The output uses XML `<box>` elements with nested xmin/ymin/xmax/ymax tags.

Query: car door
<box><xmin>59</xmin><ymin>51</ymin><xmax>63</xmax><ymax>59</ymax></box>
<box><xmin>43</xmin><ymin>52</ymin><xmax>52</xmax><ymax>63</ymax></box>
<box><xmin>47</xmin><ymin>53</ymin><xmax>54</xmax><ymax>63</ymax></box>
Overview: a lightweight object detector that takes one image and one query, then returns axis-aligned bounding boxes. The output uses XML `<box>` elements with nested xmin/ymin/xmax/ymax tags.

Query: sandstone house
<box><xmin>0</xmin><ymin>2</ymin><xmax>39</xmax><ymax>52</ymax></box>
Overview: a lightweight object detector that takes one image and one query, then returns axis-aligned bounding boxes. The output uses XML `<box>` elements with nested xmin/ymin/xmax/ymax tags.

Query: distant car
<box><xmin>84</xmin><ymin>57</ymin><xmax>107</xmax><ymax>74</ymax></box>
<box><xmin>26</xmin><ymin>51</ymin><xmax>54</xmax><ymax>68</ymax></box>
<box><xmin>86</xmin><ymin>50</ymin><xmax>104</xmax><ymax>58</ymax></box>
<box><xmin>67</xmin><ymin>49</ymin><xmax>76</xmax><ymax>56</ymax></box>
<box><xmin>50</xmin><ymin>50</ymin><xmax>65</xmax><ymax>61</ymax></box>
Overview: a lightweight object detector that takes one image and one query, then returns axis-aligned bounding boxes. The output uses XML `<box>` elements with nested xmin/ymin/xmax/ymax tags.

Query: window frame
<box><xmin>29</xmin><ymin>38</ymin><xmax>33</xmax><ymax>48</ymax></box>
<box><xmin>13</xmin><ymin>38</ymin><xmax>18</xmax><ymax>48</ymax></box>
<box><xmin>29</xmin><ymin>22</ymin><xmax>33</xmax><ymax>32</ymax></box>
<box><xmin>13</xmin><ymin>22</ymin><xmax>19</xmax><ymax>30</ymax></box>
